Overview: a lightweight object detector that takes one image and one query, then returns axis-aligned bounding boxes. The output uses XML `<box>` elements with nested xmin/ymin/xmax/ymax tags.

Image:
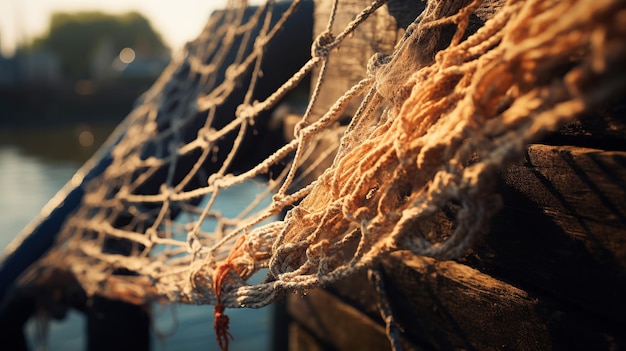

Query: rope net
<box><xmin>19</xmin><ymin>0</ymin><xmax>626</xmax><ymax>345</ymax></box>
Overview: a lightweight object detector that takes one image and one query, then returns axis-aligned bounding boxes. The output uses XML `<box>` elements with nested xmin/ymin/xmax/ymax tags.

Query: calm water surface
<box><xmin>0</xmin><ymin>126</ymin><xmax>272</xmax><ymax>351</ymax></box>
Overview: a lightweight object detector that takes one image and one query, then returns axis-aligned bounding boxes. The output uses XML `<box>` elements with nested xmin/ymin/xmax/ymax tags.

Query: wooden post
<box><xmin>310</xmin><ymin>0</ymin><xmax>399</xmax><ymax>121</ymax></box>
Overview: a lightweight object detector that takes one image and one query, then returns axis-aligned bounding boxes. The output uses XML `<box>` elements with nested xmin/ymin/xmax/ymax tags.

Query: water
<box><xmin>0</xmin><ymin>126</ymin><xmax>273</xmax><ymax>351</ymax></box>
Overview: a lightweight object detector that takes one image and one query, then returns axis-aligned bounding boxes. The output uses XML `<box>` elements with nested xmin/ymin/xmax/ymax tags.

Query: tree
<box><xmin>29</xmin><ymin>11</ymin><xmax>170</xmax><ymax>81</ymax></box>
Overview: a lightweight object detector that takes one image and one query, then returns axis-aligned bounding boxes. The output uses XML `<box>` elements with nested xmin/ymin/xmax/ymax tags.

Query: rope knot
<box><xmin>366</xmin><ymin>52</ymin><xmax>391</xmax><ymax>77</ymax></box>
<box><xmin>225</xmin><ymin>64</ymin><xmax>240</xmax><ymax>81</ymax></box>
<box><xmin>236</xmin><ymin>103</ymin><xmax>258</xmax><ymax>125</ymax></box>
<box><xmin>198</xmin><ymin>127</ymin><xmax>217</xmax><ymax>146</ymax></box>
<box><xmin>311</xmin><ymin>30</ymin><xmax>335</xmax><ymax>58</ymax></box>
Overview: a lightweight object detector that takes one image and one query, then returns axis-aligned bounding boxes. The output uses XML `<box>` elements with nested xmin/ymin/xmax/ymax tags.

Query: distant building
<box><xmin>0</xmin><ymin>29</ymin><xmax>61</xmax><ymax>86</ymax></box>
<box><xmin>16</xmin><ymin>50</ymin><xmax>62</xmax><ymax>85</ymax></box>
<box><xmin>90</xmin><ymin>39</ymin><xmax>117</xmax><ymax>80</ymax></box>
<box><xmin>0</xmin><ymin>54</ymin><xmax>18</xmax><ymax>86</ymax></box>
<box><xmin>117</xmin><ymin>56</ymin><xmax>169</xmax><ymax>78</ymax></box>
<box><xmin>1</xmin><ymin>43</ymin><xmax>168</xmax><ymax>87</ymax></box>
<box><xmin>91</xmin><ymin>41</ymin><xmax>170</xmax><ymax>80</ymax></box>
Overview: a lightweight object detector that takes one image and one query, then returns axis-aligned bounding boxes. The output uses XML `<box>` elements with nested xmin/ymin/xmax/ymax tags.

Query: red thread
<box><xmin>214</xmin><ymin>263</ymin><xmax>234</xmax><ymax>351</ymax></box>
<box><xmin>213</xmin><ymin>235</ymin><xmax>248</xmax><ymax>351</ymax></box>
<box><xmin>214</xmin><ymin>301</ymin><xmax>233</xmax><ymax>351</ymax></box>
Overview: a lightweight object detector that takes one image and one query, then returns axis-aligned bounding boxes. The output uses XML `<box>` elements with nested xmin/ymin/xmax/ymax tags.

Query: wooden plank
<box><xmin>288</xmin><ymin>323</ymin><xmax>325</xmax><ymax>351</ymax></box>
<box><xmin>466</xmin><ymin>145</ymin><xmax>626</xmax><ymax>323</ymax></box>
<box><xmin>383</xmin><ymin>252</ymin><xmax>551</xmax><ymax>351</ymax></box>
<box><xmin>323</xmin><ymin>251</ymin><xmax>625</xmax><ymax>350</ymax></box>
<box><xmin>310</xmin><ymin>251</ymin><xmax>626</xmax><ymax>350</ymax></box>
<box><xmin>502</xmin><ymin>145</ymin><xmax>626</xmax><ymax>251</ymax></box>
<box><xmin>378</xmin><ymin>252</ymin><xmax>625</xmax><ymax>350</ymax></box>
<box><xmin>287</xmin><ymin>286</ymin><xmax>419</xmax><ymax>351</ymax></box>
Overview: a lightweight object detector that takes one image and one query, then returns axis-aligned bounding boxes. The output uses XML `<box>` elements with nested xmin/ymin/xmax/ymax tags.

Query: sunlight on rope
<box><xmin>18</xmin><ymin>0</ymin><xmax>626</xmax><ymax>349</ymax></box>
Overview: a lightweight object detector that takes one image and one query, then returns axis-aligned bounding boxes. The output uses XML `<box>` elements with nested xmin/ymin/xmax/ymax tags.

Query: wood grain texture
<box><xmin>381</xmin><ymin>252</ymin><xmax>624</xmax><ymax>350</ymax></box>
<box><xmin>288</xmin><ymin>285</ymin><xmax>420</xmax><ymax>351</ymax></box>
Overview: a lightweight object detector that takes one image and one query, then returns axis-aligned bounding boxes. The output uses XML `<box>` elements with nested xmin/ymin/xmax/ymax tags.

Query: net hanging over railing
<box><xmin>15</xmin><ymin>0</ymin><xmax>626</xmax><ymax>349</ymax></box>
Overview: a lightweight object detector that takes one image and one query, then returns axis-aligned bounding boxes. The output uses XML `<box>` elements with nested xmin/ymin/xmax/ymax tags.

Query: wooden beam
<box><xmin>288</xmin><ymin>284</ymin><xmax>419</xmax><ymax>351</ymax></box>
<box><xmin>311</xmin><ymin>0</ymin><xmax>399</xmax><ymax>121</ymax></box>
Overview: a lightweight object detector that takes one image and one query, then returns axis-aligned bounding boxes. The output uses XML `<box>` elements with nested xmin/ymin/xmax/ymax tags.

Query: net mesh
<box><xmin>19</xmin><ymin>0</ymin><xmax>626</xmax><ymax>343</ymax></box>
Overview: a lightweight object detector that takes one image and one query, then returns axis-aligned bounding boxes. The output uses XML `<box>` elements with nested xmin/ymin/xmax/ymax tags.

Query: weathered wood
<box><xmin>383</xmin><ymin>252</ymin><xmax>552</xmax><ymax>350</ymax></box>
<box><xmin>288</xmin><ymin>285</ymin><xmax>419</xmax><ymax>351</ymax></box>
<box><xmin>381</xmin><ymin>252</ymin><xmax>624</xmax><ymax>350</ymax></box>
<box><xmin>468</xmin><ymin>145</ymin><xmax>626</xmax><ymax>323</ymax></box>
<box><xmin>311</xmin><ymin>0</ymin><xmax>399</xmax><ymax>122</ymax></box>
<box><xmin>288</xmin><ymin>323</ymin><xmax>325</xmax><ymax>351</ymax></box>
<box><xmin>502</xmin><ymin>145</ymin><xmax>626</xmax><ymax>251</ymax></box>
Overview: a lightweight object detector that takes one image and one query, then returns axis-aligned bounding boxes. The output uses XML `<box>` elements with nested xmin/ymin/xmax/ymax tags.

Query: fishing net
<box><xmin>16</xmin><ymin>0</ymin><xmax>626</xmax><ymax>349</ymax></box>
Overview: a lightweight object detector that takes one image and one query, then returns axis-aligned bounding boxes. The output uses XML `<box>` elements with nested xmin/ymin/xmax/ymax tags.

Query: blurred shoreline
<box><xmin>0</xmin><ymin>78</ymin><xmax>154</xmax><ymax>130</ymax></box>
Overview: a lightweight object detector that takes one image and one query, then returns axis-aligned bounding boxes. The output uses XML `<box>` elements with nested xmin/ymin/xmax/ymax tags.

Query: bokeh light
<box><xmin>119</xmin><ymin>47</ymin><xmax>136</xmax><ymax>64</ymax></box>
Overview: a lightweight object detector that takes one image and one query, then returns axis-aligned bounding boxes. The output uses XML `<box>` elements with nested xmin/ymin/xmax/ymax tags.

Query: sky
<box><xmin>0</xmin><ymin>0</ymin><xmax>230</xmax><ymax>56</ymax></box>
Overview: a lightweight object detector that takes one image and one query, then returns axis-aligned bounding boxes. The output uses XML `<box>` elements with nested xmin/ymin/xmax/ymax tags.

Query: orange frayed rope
<box><xmin>212</xmin><ymin>235</ymin><xmax>249</xmax><ymax>351</ymax></box>
<box><xmin>213</xmin><ymin>267</ymin><xmax>233</xmax><ymax>351</ymax></box>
